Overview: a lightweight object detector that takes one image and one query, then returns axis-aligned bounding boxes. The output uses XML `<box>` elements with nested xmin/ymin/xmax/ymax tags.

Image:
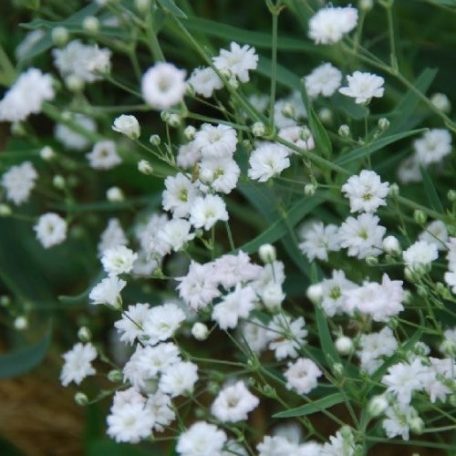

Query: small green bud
<box><xmin>184</xmin><ymin>125</ymin><xmax>196</xmax><ymax>141</ymax></box>
<box><xmin>388</xmin><ymin>183</ymin><xmax>400</xmax><ymax>197</ymax></box>
<box><xmin>368</xmin><ymin>395</ymin><xmax>388</xmax><ymax>417</ymax></box>
<box><xmin>338</xmin><ymin>124</ymin><xmax>351</xmax><ymax>137</ymax></box>
<box><xmin>447</xmin><ymin>189</ymin><xmax>456</xmax><ymax>202</ymax></box>
<box><xmin>413</xmin><ymin>209</ymin><xmax>427</xmax><ymax>225</ymax></box>
<box><xmin>252</xmin><ymin>121</ymin><xmax>266</xmax><ymax>137</ymax></box>
<box><xmin>52</xmin><ymin>26</ymin><xmax>69</xmax><ymax>46</ymax></box>
<box><xmin>83</xmin><ymin>16</ymin><xmax>100</xmax><ymax>34</ymax></box>
<box><xmin>0</xmin><ymin>204</ymin><xmax>12</xmax><ymax>217</ymax></box>
<box><xmin>304</xmin><ymin>183</ymin><xmax>317</xmax><ymax>196</ymax></box>
<box><xmin>365</xmin><ymin>256</ymin><xmax>378</xmax><ymax>266</ymax></box>
<box><xmin>259</xmin><ymin>243</ymin><xmax>276</xmax><ymax>264</ymax></box>
<box><xmin>378</xmin><ymin>117</ymin><xmax>390</xmax><ymax>131</ymax></box>
<box><xmin>74</xmin><ymin>392</ymin><xmax>89</xmax><ymax>406</ymax></box>
<box><xmin>78</xmin><ymin>326</ymin><xmax>92</xmax><ymax>342</ymax></box>
<box><xmin>107</xmin><ymin>369</ymin><xmax>123</xmax><ymax>383</ymax></box>
<box><xmin>149</xmin><ymin>134</ymin><xmax>161</xmax><ymax>146</ymax></box>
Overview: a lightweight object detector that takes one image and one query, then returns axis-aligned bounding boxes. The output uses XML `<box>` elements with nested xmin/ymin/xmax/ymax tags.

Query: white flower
<box><xmin>213</xmin><ymin>251</ymin><xmax>262</xmax><ymax>289</ymax></box>
<box><xmin>162</xmin><ymin>173</ymin><xmax>200</xmax><ymax>218</ymax></box>
<box><xmin>344</xmin><ymin>274</ymin><xmax>404</xmax><ymax>322</ymax></box>
<box><xmin>339</xmin><ymin>71</ymin><xmax>385</xmax><ymax>104</ymax></box>
<box><xmin>112</xmin><ymin>114</ymin><xmax>140</xmax><ymax>139</ymax></box>
<box><xmin>298</xmin><ymin>221</ymin><xmax>340</xmax><ymax>261</ymax></box>
<box><xmin>445</xmin><ymin>270</ymin><xmax>456</xmax><ymax>294</ymax></box>
<box><xmin>55</xmin><ymin>113</ymin><xmax>96</xmax><ymax>151</ymax></box>
<box><xmin>211</xmin><ymin>380</ymin><xmax>259</xmax><ymax>422</ymax></box>
<box><xmin>190</xmin><ymin>194</ymin><xmax>228</xmax><ymax>230</ymax></box>
<box><xmin>257</xmin><ymin>435</ymin><xmax>298</xmax><ymax>456</ymax></box>
<box><xmin>107</xmin><ymin>390</ymin><xmax>155</xmax><ymax>443</ymax></box>
<box><xmin>338</xmin><ymin>213</ymin><xmax>386</xmax><ymax>258</ymax></box>
<box><xmin>308</xmin><ymin>6</ymin><xmax>358</xmax><ymax>45</ymax></box>
<box><xmin>146</xmin><ymin>391</ymin><xmax>176</xmax><ymax>432</ymax></box>
<box><xmin>87</xmin><ymin>140</ymin><xmax>121</xmax><ymax>170</ymax></box>
<box><xmin>260</xmin><ymin>282</ymin><xmax>285</xmax><ymax>310</ymax></box>
<box><xmin>382</xmin><ymin>358</ymin><xmax>427</xmax><ymax>405</ymax></box>
<box><xmin>98</xmin><ymin>218</ymin><xmax>127</xmax><ymax>256</ymax></box>
<box><xmin>268</xmin><ymin>314</ymin><xmax>308</xmax><ymax>360</ymax></box>
<box><xmin>414</xmin><ymin>128</ymin><xmax>452</xmax><ymax>165</ymax></box>
<box><xmin>89</xmin><ymin>276</ymin><xmax>126</xmax><ymax>307</ymax></box>
<box><xmin>419</xmin><ymin>220</ymin><xmax>448</xmax><ymax>250</ymax></box>
<box><xmin>2</xmin><ymin>161</ymin><xmax>37</xmax><ymax>205</ymax></box>
<box><xmin>34</xmin><ymin>213</ymin><xmax>67</xmax><ymax>248</ymax></box>
<box><xmin>177</xmin><ymin>421</ymin><xmax>227</xmax><ymax>456</ymax></box>
<box><xmin>188</xmin><ymin>67</ymin><xmax>223</xmax><ymax>98</ymax></box>
<box><xmin>279</xmin><ymin>126</ymin><xmax>315</xmax><ymax>152</ymax></box>
<box><xmin>284</xmin><ymin>358</ymin><xmax>322</xmax><ymax>395</ymax></box>
<box><xmin>159</xmin><ymin>361</ymin><xmax>198</xmax><ymax>397</ymax></box>
<box><xmin>142</xmin><ymin>302</ymin><xmax>186</xmax><ymax>345</ymax></box>
<box><xmin>194</xmin><ymin>123</ymin><xmax>237</xmax><ymax>159</ymax></box>
<box><xmin>213</xmin><ymin>42</ymin><xmax>258</xmax><ymax>83</ymax></box>
<box><xmin>318</xmin><ymin>270</ymin><xmax>357</xmax><ymax>317</ymax></box>
<box><xmin>403</xmin><ymin>240</ymin><xmax>438</xmax><ymax>270</ymax></box>
<box><xmin>199</xmin><ymin>157</ymin><xmax>240</xmax><ymax>194</ymax></box>
<box><xmin>382</xmin><ymin>405</ymin><xmax>418</xmax><ymax>440</ymax></box>
<box><xmin>212</xmin><ymin>285</ymin><xmax>256</xmax><ymax>330</ymax></box>
<box><xmin>321</xmin><ymin>429</ymin><xmax>356</xmax><ymax>456</ymax></box>
<box><xmin>157</xmin><ymin>219</ymin><xmax>195</xmax><ymax>253</ymax></box>
<box><xmin>342</xmin><ymin>170</ymin><xmax>389</xmax><ymax>213</ymax></box>
<box><xmin>177</xmin><ymin>141</ymin><xmax>202</xmax><ymax>169</ymax></box>
<box><xmin>274</xmin><ymin>92</ymin><xmax>307</xmax><ymax>128</ymax></box>
<box><xmin>141</xmin><ymin>62</ymin><xmax>186</xmax><ymax>110</ymax></box>
<box><xmin>177</xmin><ymin>261</ymin><xmax>221</xmax><ymax>310</ymax></box>
<box><xmin>248</xmin><ymin>142</ymin><xmax>290</xmax><ymax>182</ymax></box>
<box><xmin>305</xmin><ymin>63</ymin><xmax>342</xmax><ymax>97</ymax></box>
<box><xmin>60</xmin><ymin>342</ymin><xmax>97</xmax><ymax>386</ymax></box>
<box><xmin>114</xmin><ymin>303</ymin><xmax>151</xmax><ymax>345</ymax></box>
<box><xmin>101</xmin><ymin>245</ymin><xmax>138</xmax><ymax>276</ymax></box>
<box><xmin>357</xmin><ymin>327</ymin><xmax>398</xmax><ymax>374</ymax></box>
<box><xmin>0</xmin><ymin>68</ymin><xmax>54</xmax><ymax>122</ymax></box>
<box><xmin>241</xmin><ymin>319</ymin><xmax>270</xmax><ymax>353</ymax></box>
<box><xmin>53</xmin><ymin>40</ymin><xmax>111</xmax><ymax>82</ymax></box>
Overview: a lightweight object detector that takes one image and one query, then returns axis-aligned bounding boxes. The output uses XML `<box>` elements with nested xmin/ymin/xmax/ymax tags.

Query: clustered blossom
<box><xmin>308</xmin><ymin>6</ymin><xmax>358</xmax><ymax>44</ymax></box>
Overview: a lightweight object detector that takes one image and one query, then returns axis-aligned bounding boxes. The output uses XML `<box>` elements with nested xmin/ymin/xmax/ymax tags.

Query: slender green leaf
<box><xmin>420</xmin><ymin>167</ymin><xmax>444</xmax><ymax>213</ymax></box>
<box><xmin>273</xmin><ymin>392</ymin><xmax>345</xmax><ymax>418</ymax></box>
<box><xmin>335</xmin><ymin>129</ymin><xmax>425</xmax><ymax>166</ymax></box>
<box><xmin>0</xmin><ymin>326</ymin><xmax>51</xmax><ymax>379</ymax></box>
<box><xmin>315</xmin><ymin>304</ymin><xmax>340</xmax><ymax>365</ymax></box>
<box><xmin>158</xmin><ymin>0</ymin><xmax>187</xmax><ymax>18</ymax></box>
<box><xmin>258</xmin><ymin>56</ymin><xmax>300</xmax><ymax>89</ymax></box>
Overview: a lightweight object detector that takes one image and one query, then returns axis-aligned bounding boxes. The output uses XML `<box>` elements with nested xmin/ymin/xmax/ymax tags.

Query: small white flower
<box><xmin>162</xmin><ymin>173</ymin><xmax>200</xmax><ymax>218</ymax></box>
<box><xmin>157</xmin><ymin>218</ymin><xmax>195</xmax><ymax>253</ymax></box>
<box><xmin>279</xmin><ymin>126</ymin><xmax>315</xmax><ymax>152</ymax></box>
<box><xmin>308</xmin><ymin>6</ymin><xmax>358</xmax><ymax>45</ymax></box>
<box><xmin>115</xmin><ymin>303</ymin><xmax>151</xmax><ymax>345</ymax></box>
<box><xmin>159</xmin><ymin>361</ymin><xmax>198</xmax><ymax>397</ymax></box>
<box><xmin>97</xmin><ymin>218</ymin><xmax>127</xmax><ymax>256</ymax></box>
<box><xmin>338</xmin><ymin>213</ymin><xmax>386</xmax><ymax>258</ymax></box>
<box><xmin>403</xmin><ymin>240</ymin><xmax>438</xmax><ymax>270</ymax></box>
<box><xmin>60</xmin><ymin>342</ymin><xmax>97</xmax><ymax>386</ymax></box>
<box><xmin>414</xmin><ymin>128</ymin><xmax>452</xmax><ymax>165</ymax></box>
<box><xmin>298</xmin><ymin>221</ymin><xmax>340</xmax><ymax>261</ymax></box>
<box><xmin>112</xmin><ymin>115</ymin><xmax>140</xmax><ymax>139</ymax></box>
<box><xmin>189</xmin><ymin>194</ymin><xmax>229</xmax><ymax>230</ymax></box>
<box><xmin>101</xmin><ymin>245</ymin><xmax>138</xmax><ymax>276</ymax></box>
<box><xmin>177</xmin><ymin>141</ymin><xmax>201</xmax><ymax>169</ymax></box>
<box><xmin>342</xmin><ymin>170</ymin><xmax>389</xmax><ymax>213</ymax></box>
<box><xmin>177</xmin><ymin>421</ymin><xmax>227</xmax><ymax>456</ymax></box>
<box><xmin>142</xmin><ymin>302</ymin><xmax>186</xmax><ymax>345</ymax></box>
<box><xmin>419</xmin><ymin>220</ymin><xmax>448</xmax><ymax>250</ymax></box>
<box><xmin>34</xmin><ymin>213</ymin><xmax>67</xmax><ymax>248</ymax></box>
<box><xmin>248</xmin><ymin>142</ymin><xmax>290</xmax><ymax>182</ymax></box>
<box><xmin>211</xmin><ymin>381</ymin><xmax>259</xmax><ymax>422</ymax></box>
<box><xmin>194</xmin><ymin>123</ymin><xmax>237</xmax><ymax>159</ymax></box>
<box><xmin>142</xmin><ymin>62</ymin><xmax>186</xmax><ymax>110</ymax></box>
<box><xmin>213</xmin><ymin>42</ymin><xmax>258</xmax><ymax>83</ymax></box>
<box><xmin>284</xmin><ymin>358</ymin><xmax>322</xmax><ymax>395</ymax></box>
<box><xmin>2</xmin><ymin>161</ymin><xmax>38</xmax><ymax>205</ymax></box>
<box><xmin>188</xmin><ymin>66</ymin><xmax>223</xmax><ymax>98</ymax></box>
<box><xmin>89</xmin><ymin>276</ymin><xmax>126</xmax><ymax>307</ymax></box>
<box><xmin>305</xmin><ymin>63</ymin><xmax>342</xmax><ymax>98</ymax></box>
<box><xmin>87</xmin><ymin>140</ymin><xmax>121</xmax><ymax>170</ymax></box>
<box><xmin>268</xmin><ymin>314</ymin><xmax>308</xmax><ymax>360</ymax></box>
<box><xmin>339</xmin><ymin>71</ymin><xmax>385</xmax><ymax>104</ymax></box>
<box><xmin>0</xmin><ymin>68</ymin><xmax>54</xmax><ymax>122</ymax></box>
<box><xmin>319</xmin><ymin>270</ymin><xmax>357</xmax><ymax>317</ymax></box>
<box><xmin>55</xmin><ymin>113</ymin><xmax>96</xmax><ymax>151</ymax></box>
<box><xmin>199</xmin><ymin>157</ymin><xmax>240</xmax><ymax>194</ymax></box>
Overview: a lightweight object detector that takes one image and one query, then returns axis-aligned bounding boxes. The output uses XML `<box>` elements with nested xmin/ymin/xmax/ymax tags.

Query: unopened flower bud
<box><xmin>0</xmin><ymin>296</ymin><xmax>11</xmax><ymax>307</ymax></box>
<box><xmin>307</xmin><ymin>283</ymin><xmax>323</xmax><ymax>303</ymax></box>
<box><xmin>112</xmin><ymin>115</ymin><xmax>140</xmax><ymax>140</ymax></box>
<box><xmin>281</xmin><ymin>103</ymin><xmax>295</xmax><ymax>119</ymax></box>
<box><xmin>359</xmin><ymin>0</ymin><xmax>374</xmax><ymax>11</ymax></box>
<box><xmin>378</xmin><ymin>117</ymin><xmax>390</xmax><ymax>131</ymax></box>
<box><xmin>135</xmin><ymin>0</ymin><xmax>150</xmax><ymax>12</ymax></box>
<box><xmin>40</xmin><ymin>146</ymin><xmax>55</xmax><ymax>161</ymax></box>
<box><xmin>409</xmin><ymin>416</ymin><xmax>424</xmax><ymax>434</ymax></box>
<box><xmin>388</xmin><ymin>183</ymin><xmax>400</xmax><ymax>197</ymax></box>
<box><xmin>332</xmin><ymin>362</ymin><xmax>344</xmax><ymax>376</ymax></box>
<box><xmin>252</xmin><ymin>121</ymin><xmax>266</xmax><ymax>137</ymax></box>
<box><xmin>65</xmin><ymin>74</ymin><xmax>85</xmax><ymax>92</ymax></box>
<box><xmin>191</xmin><ymin>322</ymin><xmax>209</xmax><ymax>341</ymax></box>
<box><xmin>149</xmin><ymin>134</ymin><xmax>161</xmax><ymax>146</ymax></box>
<box><xmin>259</xmin><ymin>243</ymin><xmax>276</xmax><ymax>263</ymax></box>
<box><xmin>83</xmin><ymin>16</ymin><xmax>99</xmax><ymax>34</ymax></box>
<box><xmin>228</xmin><ymin>75</ymin><xmax>239</xmax><ymax>89</ymax></box>
<box><xmin>413</xmin><ymin>209</ymin><xmax>427</xmax><ymax>225</ymax></box>
<box><xmin>106</xmin><ymin>186</ymin><xmax>124</xmax><ymax>202</ymax></box>
<box><xmin>440</xmin><ymin>339</ymin><xmax>456</xmax><ymax>356</ymax></box>
<box><xmin>14</xmin><ymin>316</ymin><xmax>28</xmax><ymax>330</ymax></box>
<box><xmin>318</xmin><ymin>107</ymin><xmax>332</xmax><ymax>124</ymax></box>
<box><xmin>107</xmin><ymin>369</ymin><xmax>123</xmax><ymax>383</ymax></box>
<box><xmin>304</xmin><ymin>183</ymin><xmax>317</xmax><ymax>196</ymax></box>
<box><xmin>368</xmin><ymin>395</ymin><xmax>388</xmax><ymax>417</ymax></box>
<box><xmin>166</xmin><ymin>113</ymin><xmax>181</xmax><ymax>128</ymax></box>
<box><xmin>78</xmin><ymin>326</ymin><xmax>92</xmax><ymax>342</ymax></box>
<box><xmin>365</xmin><ymin>256</ymin><xmax>378</xmax><ymax>266</ymax></box>
<box><xmin>447</xmin><ymin>189</ymin><xmax>456</xmax><ymax>202</ymax></box>
<box><xmin>184</xmin><ymin>125</ymin><xmax>196</xmax><ymax>141</ymax></box>
<box><xmin>431</xmin><ymin>93</ymin><xmax>451</xmax><ymax>113</ymax></box>
<box><xmin>138</xmin><ymin>160</ymin><xmax>154</xmax><ymax>175</ymax></box>
<box><xmin>382</xmin><ymin>235</ymin><xmax>401</xmax><ymax>255</ymax></box>
<box><xmin>300</xmin><ymin>126</ymin><xmax>312</xmax><ymax>141</ymax></box>
<box><xmin>0</xmin><ymin>204</ymin><xmax>12</xmax><ymax>216</ymax></box>
<box><xmin>53</xmin><ymin>175</ymin><xmax>66</xmax><ymax>189</ymax></box>
<box><xmin>335</xmin><ymin>336</ymin><xmax>353</xmax><ymax>355</ymax></box>
<box><xmin>74</xmin><ymin>392</ymin><xmax>89</xmax><ymax>406</ymax></box>
<box><xmin>338</xmin><ymin>124</ymin><xmax>351</xmax><ymax>137</ymax></box>
<box><xmin>52</xmin><ymin>26</ymin><xmax>69</xmax><ymax>46</ymax></box>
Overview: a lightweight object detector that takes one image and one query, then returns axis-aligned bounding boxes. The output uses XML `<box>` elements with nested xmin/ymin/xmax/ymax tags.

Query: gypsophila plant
<box><xmin>3</xmin><ymin>0</ymin><xmax>456</xmax><ymax>454</ymax></box>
